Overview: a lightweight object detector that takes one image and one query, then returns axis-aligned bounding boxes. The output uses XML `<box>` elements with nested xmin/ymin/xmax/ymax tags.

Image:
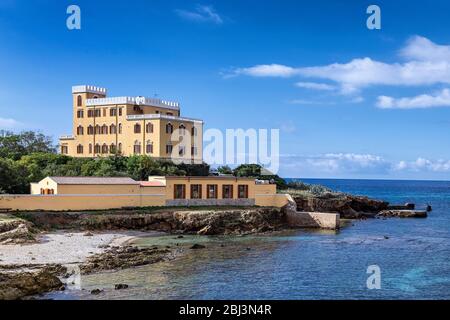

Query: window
<box><xmin>155</xmin><ymin>110</ymin><xmax>160</xmax><ymax>114</ymax></box>
<box><xmin>61</xmin><ymin>145</ymin><xmax>68</xmax><ymax>154</ymax></box>
<box><xmin>167</xmin><ymin>112</ymin><xmax>173</xmax><ymax>116</ymax></box>
<box><xmin>134</xmin><ymin>140</ymin><xmax>141</xmax><ymax>154</ymax></box>
<box><xmin>77</xmin><ymin>110</ymin><xmax>84</xmax><ymax>118</ymax></box>
<box><xmin>77</xmin><ymin>95</ymin><xmax>82</xmax><ymax>107</ymax></box>
<box><xmin>87</xmin><ymin>110</ymin><xmax>94</xmax><ymax>118</ymax></box>
<box><xmin>222</xmin><ymin>185</ymin><xmax>234</xmax><ymax>199</ymax></box>
<box><xmin>87</xmin><ymin>125</ymin><xmax>94</xmax><ymax>135</ymax></box>
<box><xmin>174</xmin><ymin>184</ymin><xmax>186</xmax><ymax>199</ymax></box>
<box><xmin>119</xmin><ymin>108</ymin><xmax>123</xmax><ymax>116</ymax></box>
<box><xmin>76</xmin><ymin>144</ymin><xmax>83</xmax><ymax>154</ymax></box>
<box><xmin>110</xmin><ymin>143</ymin><xmax>116</xmax><ymax>154</ymax></box>
<box><xmin>89</xmin><ymin>144</ymin><xmax>93</xmax><ymax>154</ymax></box>
<box><xmin>134</xmin><ymin>123</ymin><xmax>141</xmax><ymax>133</ymax></box>
<box><xmin>94</xmin><ymin>144</ymin><xmax>101</xmax><ymax>154</ymax></box>
<box><xmin>166</xmin><ymin>144</ymin><xmax>173</xmax><ymax>154</ymax></box>
<box><xmin>191</xmin><ymin>146</ymin><xmax>197</xmax><ymax>156</ymax></box>
<box><xmin>118</xmin><ymin>143</ymin><xmax>122</xmax><ymax>153</ymax></box>
<box><xmin>109</xmin><ymin>124</ymin><xmax>117</xmax><ymax>134</ymax></box>
<box><xmin>191</xmin><ymin>126</ymin><xmax>197</xmax><ymax>136</ymax></box>
<box><xmin>179</xmin><ymin>124</ymin><xmax>186</xmax><ymax>135</ymax></box>
<box><xmin>207</xmin><ymin>185</ymin><xmax>218</xmax><ymax>199</ymax></box>
<box><xmin>190</xmin><ymin>185</ymin><xmax>202</xmax><ymax>199</ymax></box>
<box><xmin>77</xmin><ymin>126</ymin><xmax>84</xmax><ymax>135</ymax></box>
<box><xmin>103</xmin><ymin>109</ymin><xmax>107</xmax><ymax>117</ymax></box>
<box><xmin>166</xmin><ymin>123</ymin><xmax>173</xmax><ymax>134</ymax></box>
<box><xmin>179</xmin><ymin>146</ymin><xmax>185</xmax><ymax>156</ymax></box>
<box><xmin>101</xmin><ymin>125</ymin><xmax>108</xmax><ymax>134</ymax></box>
<box><xmin>146</xmin><ymin>123</ymin><xmax>153</xmax><ymax>133</ymax></box>
<box><xmin>90</xmin><ymin>109</ymin><xmax>100</xmax><ymax>117</ymax></box>
<box><xmin>238</xmin><ymin>185</ymin><xmax>249</xmax><ymax>199</ymax></box>
<box><xmin>101</xmin><ymin>144</ymin><xmax>108</xmax><ymax>154</ymax></box>
<box><xmin>146</xmin><ymin>141</ymin><xmax>153</xmax><ymax>154</ymax></box>
<box><xmin>118</xmin><ymin>123</ymin><xmax>122</xmax><ymax>134</ymax></box>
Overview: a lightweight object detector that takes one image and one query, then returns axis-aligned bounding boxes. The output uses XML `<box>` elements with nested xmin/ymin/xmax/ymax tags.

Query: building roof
<box><xmin>48</xmin><ymin>177</ymin><xmax>139</xmax><ymax>185</ymax></box>
<box><xmin>139</xmin><ymin>181</ymin><xmax>166</xmax><ymax>187</ymax></box>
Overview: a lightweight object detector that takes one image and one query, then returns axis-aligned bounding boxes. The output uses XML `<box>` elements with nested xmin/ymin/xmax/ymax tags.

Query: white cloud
<box><xmin>280</xmin><ymin>153</ymin><xmax>450</xmax><ymax>177</ymax></box>
<box><xmin>394</xmin><ymin>158</ymin><xmax>450</xmax><ymax>172</ymax></box>
<box><xmin>281</xmin><ymin>153</ymin><xmax>391</xmax><ymax>174</ymax></box>
<box><xmin>295</xmin><ymin>82</ymin><xmax>336</xmax><ymax>91</ymax></box>
<box><xmin>0</xmin><ymin>117</ymin><xmax>21</xmax><ymax>129</ymax></box>
<box><xmin>377</xmin><ymin>88</ymin><xmax>450</xmax><ymax>109</ymax></box>
<box><xmin>235</xmin><ymin>64</ymin><xmax>298</xmax><ymax>77</ymax></box>
<box><xmin>175</xmin><ymin>5</ymin><xmax>223</xmax><ymax>24</ymax></box>
<box><xmin>231</xmin><ymin>36</ymin><xmax>450</xmax><ymax>98</ymax></box>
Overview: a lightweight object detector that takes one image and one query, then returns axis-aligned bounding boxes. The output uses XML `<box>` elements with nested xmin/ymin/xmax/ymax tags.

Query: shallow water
<box><xmin>42</xmin><ymin>179</ymin><xmax>450</xmax><ymax>300</ymax></box>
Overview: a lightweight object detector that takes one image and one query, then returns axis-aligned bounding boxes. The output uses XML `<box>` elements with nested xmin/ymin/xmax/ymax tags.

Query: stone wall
<box><xmin>166</xmin><ymin>199</ymin><xmax>255</xmax><ymax>207</ymax></box>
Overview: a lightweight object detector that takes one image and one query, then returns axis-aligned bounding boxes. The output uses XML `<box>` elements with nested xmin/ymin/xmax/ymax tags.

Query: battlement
<box><xmin>72</xmin><ymin>85</ymin><xmax>107</xmax><ymax>95</ymax></box>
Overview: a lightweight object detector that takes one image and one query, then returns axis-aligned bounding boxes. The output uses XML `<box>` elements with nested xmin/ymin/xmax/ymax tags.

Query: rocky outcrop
<box><xmin>80</xmin><ymin>246</ymin><xmax>173</xmax><ymax>274</ymax></box>
<box><xmin>16</xmin><ymin>208</ymin><xmax>287</xmax><ymax>235</ymax></box>
<box><xmin>0</xmin><ymin>268</ymin><xmax>63</xmax><ymax>300</ymax></box>
<box><xmin>293</xmin><ymin>194</ymin><xmax>389</xmax><ymax>219</ymax></box>
<box><xmin>0</xmin><ymin>219</ymin><xmax>36</xmax><ymax>244</ymax></box>
<box><xmin>377</xmin><ymin>210</ymin><xmax>427</xmax><ymax>218</ymax></box>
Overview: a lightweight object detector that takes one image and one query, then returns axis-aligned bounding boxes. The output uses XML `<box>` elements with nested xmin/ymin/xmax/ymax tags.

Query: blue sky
<box><xmin>1</xmin><ymin>0</ymin><xmax>450</xmax><ymax>179</ymax></box>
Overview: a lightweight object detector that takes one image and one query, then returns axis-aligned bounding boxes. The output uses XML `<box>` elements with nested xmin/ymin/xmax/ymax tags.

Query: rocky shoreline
<box><xmin>0</xmin><ymin>197</ymin><xmax>429</xmax><ymax>300</ymax></box>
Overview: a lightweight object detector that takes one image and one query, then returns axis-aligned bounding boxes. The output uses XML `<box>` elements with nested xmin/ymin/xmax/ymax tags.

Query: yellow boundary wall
<box><xmin>0</xmin><ymin>193</ymin><xmax>290</xmax><ymax>212</ymax></box>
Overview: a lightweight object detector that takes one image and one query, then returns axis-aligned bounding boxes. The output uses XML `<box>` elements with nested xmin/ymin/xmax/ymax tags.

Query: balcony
<box><xmin>59</xmin><ymin>135</ymin><xmax>75</xmax><ymax>140</ymax></box>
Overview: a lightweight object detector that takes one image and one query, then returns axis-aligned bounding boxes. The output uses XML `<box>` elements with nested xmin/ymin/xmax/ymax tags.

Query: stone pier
<box><xmin>283</xmin><ymin>194</ymin><xmax>340</xmax><ymax>230</ymax></box>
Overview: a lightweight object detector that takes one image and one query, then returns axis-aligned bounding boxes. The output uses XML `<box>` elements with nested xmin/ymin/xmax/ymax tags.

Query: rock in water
<box><xmin>377</xmin><ymin>210</ymin><xmax>427</xmax><ymax>218</ymax></box>
<box><xmin>114</xmin><ymin>284</ymin><xmax>129</xmax><ymax>290</ymax></box>
<box><xmin>190</xmin><ymin>244</ymin><xmax>206</xmax><ymax>250</ymax></box>
<box><xmin>90</xmin><ymin>289</ymin><xmax>103</xmax><ymax>295</ymax></box>
<box><xmin>0</xmin><ymin>268</ymin><xmax>63</xmax><ymax>300</ymax></box>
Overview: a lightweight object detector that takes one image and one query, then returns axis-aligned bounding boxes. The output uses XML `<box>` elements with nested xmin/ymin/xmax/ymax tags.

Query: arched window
<box><xmin>77</xmin><ymin>144</ymin><xmax>83</xmax><ymax>154</ymax></box>
<box><xmin>95</xmin><ymin>125</ymin><xmax>101</xmax><ymax>134</ymax></box>
<box><xmin>94</xmin><ymin>144</ymin><xmax>101</xmax><ymax>154</ymax></box>
<box><xmin>87</xmin><ymin>125</ymin><xmax>94</xmax><ymax>135</ymax></box>
<box><xmin>134</xmin><ymin>123</ymin><xmax>141</xmax><ymax>133</ymax></box>
<box><xmin>179</xmin><ymin>124</ymin><xmax>186</xmax><ymax>135</ymax></box>
<box><xmin>146</xmin><ymin>123</ymin><xmax>153</xmax><ymax>133</ymax></box>
<box><xmin>102</xmin><ymin>143</ymin><xmax>108</xmax><ymax>154</ymax></box>
<box><xmin>191</xmin><ymin>126</ymin><xmax>197</xmax><ymax>136</ymax></box>
<box><xmin>133</xmin><ymin>140</ymin><xmax>141</xmax><ymax>154</ymax></box>
<box><xmin>166</xmin><ymin>123</ymin><xmax>173</xmax><ymax>134</ymax></box>
<box><xmin>109</xmin><ymin>124</ymin><xmax>117</xmax><ymax>134</ymax></box>
<box><xmin>146</xmin><ymin>140</ymin><xmax>153</xmax><ymax>154</ymax></box>
<box><xmin>118</xmin><ymin>143</ymin><xmax>122</xmax><ymax>153</ymax></box>
<box><xmin>110</xmin><ymin>143</ymin><xmax>116</xmax><ymax>154</ymax></box>
<box><xmin>89</xmin><ymin>144</ymin><xmax>93</xmax><ymax>154</ymax></box>
<box><xmin>102</xmin><ymin>125</ymin><xmax>108</xmax><ymax>134</ymax></box>
<box><xmin>77</xmin><ymin>126</ymin><xmax>84</xmax><ymax>135</ymax></box>
<box><xmin>118</xmin><ymin>123</ymin><xmax>122</xmax><ymax>134</ymax></box>
<box><xmin>77</xmin><ymin>95</ymin><xmax>82</xmax><ymax>107</ymax></box>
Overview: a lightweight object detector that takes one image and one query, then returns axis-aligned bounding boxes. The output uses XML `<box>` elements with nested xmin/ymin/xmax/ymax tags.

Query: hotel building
<box><xmin>59</xmin><ymin>85</ymin><xmax>203</xmax><ymax>162</ymax></box>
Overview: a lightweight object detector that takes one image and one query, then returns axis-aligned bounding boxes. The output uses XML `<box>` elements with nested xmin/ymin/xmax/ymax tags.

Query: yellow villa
<box><xmin>59</xmin><ymin>85</ymin><xmax>203</xmax><ymax>162</ymax></box>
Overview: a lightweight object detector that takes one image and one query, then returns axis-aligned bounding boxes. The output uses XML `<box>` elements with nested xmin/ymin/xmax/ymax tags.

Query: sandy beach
<box><xmin>0</xmin><ymin>231</ymin><xmax>151</xmax><ymax>267</ymax></box>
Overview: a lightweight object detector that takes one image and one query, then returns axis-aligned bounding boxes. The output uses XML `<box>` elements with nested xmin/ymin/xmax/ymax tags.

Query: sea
<box><xmin>43</xmin><ymin>179</ymin><xmax>450</xmax><ymax>300</ymax></box>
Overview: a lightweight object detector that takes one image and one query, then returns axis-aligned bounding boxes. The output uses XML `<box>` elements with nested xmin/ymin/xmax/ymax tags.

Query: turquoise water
<box><xmin>44</xmin><ymin>179</ymin><xmax>450</xmax><ymax>300</ymax></box>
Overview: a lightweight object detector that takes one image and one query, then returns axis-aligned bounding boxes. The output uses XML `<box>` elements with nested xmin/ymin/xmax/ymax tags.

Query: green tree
<box><xmin>217</xmin><ymin>165</ymin><xmax>233</xmax><ymax>175</ymax></box>
<box><xmin>0</xmin><ymin>158</ymin><xmax>28</xmax><ymax>194</ymax></box>
<box><xmin>0</xmin><ymin>131</ymin><xmax>56</xmax><ymax>160</ymax></box>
